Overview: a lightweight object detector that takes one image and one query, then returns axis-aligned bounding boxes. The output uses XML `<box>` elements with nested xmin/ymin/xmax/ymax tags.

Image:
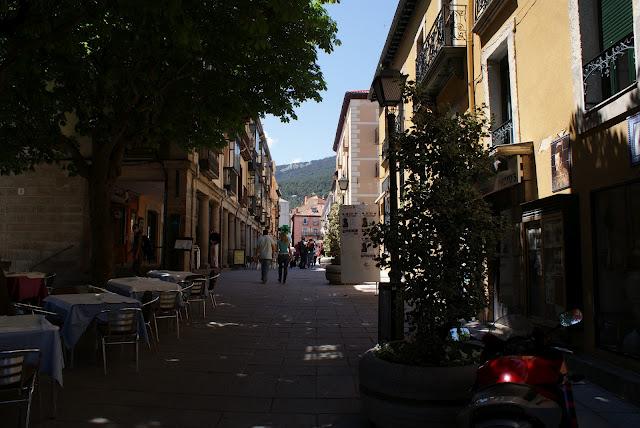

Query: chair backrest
<box><xmin>0</xmin><ymin>349</ymin><xmax>39</xmax><ymax>388</ymax></box>
<box><xmin>141</xmin><ymin>294</ymin><xmax>159</xmax><ymax>321</ymax></box>
<box><xmin>44</xmin><ymin>273</ymin><xmax>56</xmax><ymax>288</ymax></box>
<box><xmin>158</xmin><ymin>291</ymin><xmax>179</xmax><ymax>310</ymax></box>
<box><xmin>207</xmin><ymin>273</ymin><xmax>220</xmax><ymax>290</ymax></box>
<box><xmin>13</xmin><ymin>303</ymin><xmax>58</xmax><ymax>317</ymax></box>
<box><xmin>103</xmin><ymin>308</ymin><xmax>139</xmax><ymax>336</ymax></box>
<box><xmin>190</xmin><ymin>279</ymin><xmax>206</xmax><ymax>297</ymax></box>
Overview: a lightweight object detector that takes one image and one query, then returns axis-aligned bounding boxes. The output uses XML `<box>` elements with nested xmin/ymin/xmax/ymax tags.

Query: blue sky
<box><xmin>262</xmin><ymin>0</ymin><xmax>397</xmax><ymax>166</ymax></box>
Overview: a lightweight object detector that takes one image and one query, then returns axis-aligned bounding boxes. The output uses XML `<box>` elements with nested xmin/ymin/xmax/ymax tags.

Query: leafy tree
<box><xmin>367</xmin><ymin>89</ymin><xmax>501</xmax><ymax>366</ymax></box>
<box><xmin>323</xmin><ymin>202</ymin><xmax>341</xmax><ymax>260</ymax></box>
<box><xmin>0</xmin><ymin>0</ymin><xmax>339</xmax><ymax>284</ymax></box>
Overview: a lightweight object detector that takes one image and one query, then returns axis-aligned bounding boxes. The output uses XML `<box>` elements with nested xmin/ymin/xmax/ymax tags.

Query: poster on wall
<box><xmin>551</xmin><ymin>135</ymin><xmax>571</xmax><ymax>192</ymax></box>
<box><xmin>628</xmin><ymin>112</ymin><xmax>640</xmax><ymax>166</ymax></box>
<box><xmin>340</xmin><ymin>204</ymin><xmax>380</xmax><ymax>284</ymax></box>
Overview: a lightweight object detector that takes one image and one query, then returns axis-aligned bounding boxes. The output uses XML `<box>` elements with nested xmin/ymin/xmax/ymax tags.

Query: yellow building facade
<box><xmin>373</xmin><ymin>0</ymin><xmax>640</xmax><ymax>371</ymax></box>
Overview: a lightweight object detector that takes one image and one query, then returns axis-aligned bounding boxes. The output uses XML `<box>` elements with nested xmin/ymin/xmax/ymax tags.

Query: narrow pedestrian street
<box><xmin>40</xmin><ymin>267</ymin><xmax>377</xmax><ymax>428</ymax></box>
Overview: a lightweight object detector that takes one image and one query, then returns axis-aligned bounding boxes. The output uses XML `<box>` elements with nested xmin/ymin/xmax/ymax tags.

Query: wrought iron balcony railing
<box><xmin>583</xmin><ymin>33</ymin><xmax>636</xmax><ymax>109</ymax></box>
<box><xmin>491</xmin><ymin>119</ymin><xmax>514</xmax><ymax>146</ymax></box>
<box><xmin>416</xmin><ymin>4</ymin><xmax>467</xmax><ymax>84</ymax></box>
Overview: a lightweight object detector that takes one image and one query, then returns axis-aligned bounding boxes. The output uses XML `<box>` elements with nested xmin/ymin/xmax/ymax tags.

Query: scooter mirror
<box><xmin>559</xmin><ymin>308</ymin><xmax>583</xmax><ymax>327</ymax></box>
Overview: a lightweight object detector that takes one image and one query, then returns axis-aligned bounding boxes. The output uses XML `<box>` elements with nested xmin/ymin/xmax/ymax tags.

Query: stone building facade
<box><xmin>291</xmin><ymin>195</ymin><xmax>326</xmax><ymax>244</ymax></box>
<box><xmin>333</xmin><ymin>91</ymin><xmax>380</xmax><ymax>206</ymax></box>
<box><xmin>372</xmin><ymin>0</ymin><xmax>640</xmax><ymax>373</ymax></box>
<box><xmin>0</xmin><ymin>118</ymin><xmax>279</xmax><ymax>281</ymax></box>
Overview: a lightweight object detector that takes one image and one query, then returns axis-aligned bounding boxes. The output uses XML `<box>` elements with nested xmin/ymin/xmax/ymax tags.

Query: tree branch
<box><xmin>61</xmin><ymin>137</ymin><xmax>90</xmax><ymax>178</ymax></box>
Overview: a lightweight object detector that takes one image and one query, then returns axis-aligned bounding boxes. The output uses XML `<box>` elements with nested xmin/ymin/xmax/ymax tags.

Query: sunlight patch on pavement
<box><xmin>88</xmin><ymin>418</ymin><xmax>111</xmax><ymax>424</ymax></box>
<box><xmin>207</xmin><ymin>321</ymin><xmax>242</xmax><ymax>328</ymax></box>
<box><xmin>304</xmin><ymin>344</ymin><xmax>343</xmax><ymax>361</ymax></box>
<box><xmin>353</xmin><ymin>283</ymin><xmax>378</xmax><ymax>293</ymax></box>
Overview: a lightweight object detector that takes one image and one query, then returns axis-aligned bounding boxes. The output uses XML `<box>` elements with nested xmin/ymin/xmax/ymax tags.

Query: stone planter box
<box><xmin>359</xmin><ymin>348</ymin><xmax>476</xmax><ymax>428</ymax></box>
<box><xmin>324</xmin><ymin>263</ymin><xmax>341</xmax><ymax>285</ymax></box>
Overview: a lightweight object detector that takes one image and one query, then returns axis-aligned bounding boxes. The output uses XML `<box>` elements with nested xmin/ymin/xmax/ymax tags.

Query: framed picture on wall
<box><xmin>628</xmin><ymin>112</ymin><xmax>640</xmax><ymax>166</ymax></box>
<box><xmin>551</xmin><ymin>135</ymin><xmax>571</xmax><ymax>192</ymax></box>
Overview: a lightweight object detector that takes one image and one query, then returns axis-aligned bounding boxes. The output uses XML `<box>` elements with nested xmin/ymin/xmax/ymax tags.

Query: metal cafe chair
<box><xmin>182</xmin><ymin>279</ymin><xmax>207</xmax><ymax>319</ymax></box>
<box><xmin>153</xmin><ymin>291</ymin><xmax>181</xmax><ymax>341</ymax></box>
<box><xmin>0</xmin><ymin>349</ymin><xmax>40</xmax><ymax>428</ymax></box>
<box><xmin>12</xmin><ymin>303</ymin><xmax>63</xmax><ymax>328</ymax></box>
<box><xmin>87</xmin><ymin>285</ymin><xmax>116</xmax><ymax>294</ymax></box>
<box><xmin>140</xmin><ymin>293</ymin><xmax>160</xmax><ymax>347</ymax></box>
<box><xmin>43</xmin><ymin>273</ymin><xmax>56</xmax><ymax>295</ymax></box>
<box><xmin>207</xmin><ymin>272</ymin><xmax>221</xmax><ymax>309</ymax></box>
<box><xmin>95</xmin><ymin>308</ymin><xmax>142</xmax><ymax>376</ymax></box>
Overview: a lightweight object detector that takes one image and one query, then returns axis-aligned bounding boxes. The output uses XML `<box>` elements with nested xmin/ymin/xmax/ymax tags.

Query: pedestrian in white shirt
<box><xmin>255</xmin><ymin>229</ymin><xmax>277</xmax><ymax>284</ymax></box>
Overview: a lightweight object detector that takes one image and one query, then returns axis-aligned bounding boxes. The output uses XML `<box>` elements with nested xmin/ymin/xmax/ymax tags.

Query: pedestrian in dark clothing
<box><xmin>132</xmin><ymin>225</ymin><xmax>143</xmax><ymax>276</ymax></box>
<box><xmin>299</xmin><ymin>238</ymin><xmax>308</xmax><ymax>269</ymax></box>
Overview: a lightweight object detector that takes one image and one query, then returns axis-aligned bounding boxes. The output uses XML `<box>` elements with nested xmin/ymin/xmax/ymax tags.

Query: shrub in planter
<box><xmin>323</xmin><ymin>203</ymin><xmax>342</xmax><ymax>284</ymax></box>
<box><xmin>361</xmin><ymin>91</ymin><xmax>502</xmax><ymax>427</ymax></box>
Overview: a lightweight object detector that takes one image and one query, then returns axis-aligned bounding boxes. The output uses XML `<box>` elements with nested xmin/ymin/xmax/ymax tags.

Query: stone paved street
<box><xmin>6</xmin><ymin>266</ymin><xmax>637</xmax><ymax>428</ymax></box>
<box><xmin>37</xmin><ymin>267</ymin><xmax>377</xmax><ymax>428</ymax></box>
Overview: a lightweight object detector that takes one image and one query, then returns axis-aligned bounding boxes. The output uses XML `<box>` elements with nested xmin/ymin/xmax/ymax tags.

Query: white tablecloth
<box><xmin>147</xmin><ymin>270</ymin><xmax>204</xmax><ymax>283</ymax></box>
<box><xmin>0</xmin><ymin>315</ymin><xmax>64</xmax><ymax>386</ymax></box>
<box><xmin>107</xmin><ymin>277</ymin><xmax>179</xmax><ymax>298</ymax></box>
<box><xmin>147</xmin><ymin>270</ymin><xmax>209</xmax><ymax>295</ymax></box>
<box><xmin>4</xmin><ymin>271</ymin><xmax>47</xmax><ymax>279</ymax></box>
<box><xmin>43</xmin><ymin>294</ymin><xmax>146</xmax><ymax>348</ymax></box>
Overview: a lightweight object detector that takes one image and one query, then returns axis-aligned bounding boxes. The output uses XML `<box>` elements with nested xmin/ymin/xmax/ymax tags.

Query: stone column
<box><xmin>221</xmin><ymin>208</ymin><xmax>229</xmax><ymax>267</ymax></box>
<box><xmin>210</xmin><ymin>201</ymin><xmax>220</xmax><ymax>267</ymax></box>
<box><xmin>198</xmin><ymin>196</ymin><xmax>210</xmax><ymax>268</ymax></box>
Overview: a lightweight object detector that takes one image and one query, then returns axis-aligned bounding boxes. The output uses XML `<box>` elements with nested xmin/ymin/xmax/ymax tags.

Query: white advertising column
<box><xmin>340</xmin><ymin>204</ymin><xmax>380</xmax><ymax>284</ymax></box>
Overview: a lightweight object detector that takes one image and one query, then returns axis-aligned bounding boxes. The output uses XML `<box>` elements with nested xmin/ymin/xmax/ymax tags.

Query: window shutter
<box><xmin>600</xmin><ymin>0</ymin><xmax>634</xmax><ymax>49</ymax></box>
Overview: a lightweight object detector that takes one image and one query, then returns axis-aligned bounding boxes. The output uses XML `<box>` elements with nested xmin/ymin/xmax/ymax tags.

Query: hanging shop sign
<box><xmin>480</xmin><ymin>155</ymin><xmax>521</xmax><ymax>195</ymax></box>
<box><xmin>340</xmin><ymin>204</ymin><xmax>380</xmax><ymax>284</ymax></box>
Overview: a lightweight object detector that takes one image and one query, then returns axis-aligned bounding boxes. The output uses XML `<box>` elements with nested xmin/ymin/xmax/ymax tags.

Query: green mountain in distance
<box><xmin>275</xmin><ymin>156</ymin><xmax>335</xmax><ymax>209</ymax></box>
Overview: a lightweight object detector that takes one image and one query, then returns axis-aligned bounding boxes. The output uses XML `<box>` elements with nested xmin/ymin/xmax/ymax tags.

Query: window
<box><xmin>581</xmin><ymin>0</ymin><xmax>636</xmax><ymax>108</ymax></box>
<box><xmin>313</xmin><ymin>219</ymin><xmax>319</xmax><ymax>226</ymax></box>
<box><xmin>488</xmin><ymin>44</ymin><xmax>514</xmax><ymax>145</ymax></box>
<box><xmin>303</xmin><ymin>218</ymin><xmax>308</xmax><ymax>225</ymax></box>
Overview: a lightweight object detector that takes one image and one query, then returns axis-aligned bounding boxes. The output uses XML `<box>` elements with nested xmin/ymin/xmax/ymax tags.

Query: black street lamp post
<box><xmin>369</xmin><ymin>68</ymin><xmax>407</xmax><ymax>344</ymax></box>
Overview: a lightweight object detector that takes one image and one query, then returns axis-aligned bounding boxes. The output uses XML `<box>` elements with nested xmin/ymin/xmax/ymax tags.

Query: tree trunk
<box><xmin>87</xmin><ymin>142</ymin><xmax>124</xmax><ymax>286</ymax></box>
<box><xmin>88</xmin><ymin>169</ymin><xmax>115</xmax><ymax>286</ymax></box>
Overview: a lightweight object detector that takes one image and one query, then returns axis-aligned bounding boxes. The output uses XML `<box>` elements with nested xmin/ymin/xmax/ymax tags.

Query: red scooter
<box><xmin>458</xmin><ymin>309</ymin><xmax>583</xmax><ymax>428</ymax></box>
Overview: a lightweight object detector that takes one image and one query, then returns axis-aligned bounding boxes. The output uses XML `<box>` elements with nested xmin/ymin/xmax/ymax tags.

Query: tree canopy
<box><xmin>1</xmin><ymin>0</ymin><xmax>340</xmax><ymax>174</ymax></box>
<box><xmin>0</xmin><ymin>0</ymin><xmax>340</xmax><ymax>283</ymax></box>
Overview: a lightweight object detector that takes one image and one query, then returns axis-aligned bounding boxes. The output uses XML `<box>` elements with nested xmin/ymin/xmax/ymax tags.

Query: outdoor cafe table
<box><xmin>0</xmin><ymin>314</ymin><xmax>64</xmax><ymax>386</ymax></box>
<box><xmin>43</xmin><ymin>293</ymin><xmax>147</xmax><ymax>350</ymax></box>
<box><xmin>106</xmin><ymin>276</ymin><xmax>180</xmax><ymax>300</ymax></box>
<box><xmin>4</xmin><ymin>271</ymin><xmax>48</xmax><ymax>303</ymax></box>
<box><xmin>147</xmin><ymin>270</ymin><xmax>209</xmax><ymax>295</ymax></box>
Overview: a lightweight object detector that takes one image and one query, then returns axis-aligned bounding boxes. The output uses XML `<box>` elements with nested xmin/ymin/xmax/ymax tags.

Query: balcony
<box><xmin>583</xmin><ymin>33</ymin><xmax>636</xmax><ymax>110</ymax></box>
<box><xmin>491</xmin><ymin>119</ymin><xmax>514</xmax><ymax>146</ymax></box>
<box><xmin>198</xmin><ymin>149</ymin><xmax>220</xmax><ymax>178</ymax></box>
<box><xmin>415</xmin><ymin>4</ymin><xmax>467</xmax><ymax>98</ymax></box>
<box><xmin>473</xmin><ymin>0</ymin><xmax>515</xmax><ymax>34</ymax></box>
<box><xmin>223</xmin><ymin>167</ymin><xmax>239</xmax><ymax>195</ymax></box>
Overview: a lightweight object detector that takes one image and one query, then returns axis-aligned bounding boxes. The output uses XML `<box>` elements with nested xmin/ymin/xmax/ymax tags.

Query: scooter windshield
<box><xmin>490</xmin><ymin>314</ymin><xmax>534</xmax><ymax>340</ymax></box>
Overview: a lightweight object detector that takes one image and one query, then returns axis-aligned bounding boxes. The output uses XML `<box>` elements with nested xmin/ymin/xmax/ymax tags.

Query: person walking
<box><xmin>306</xmin><ymin>239</ymin><xmax>315</xmax><ymax>267</ymax></box>
<box><xmin>255</xmin><ymin>229</ymin><xmax>276</xmax><ymax>284</ymax></box>
<box><xmin>298</xmin><ymin>238</ymin><xmax>308</xmax><ymax>269</ymax></box>
<box><xmin>277</xmin><ymin>231</ymin><xmax>292</xmax><ymax>284</ymax></box>
<box><xmin>209</xmin><ymin>229</ymin><xmax>221</xmax><ymax>268</ymax></box>
<box><xmin>131</xmin><ymin>224</ymin><xmax>143</xmax><ymax>276</ymax></box>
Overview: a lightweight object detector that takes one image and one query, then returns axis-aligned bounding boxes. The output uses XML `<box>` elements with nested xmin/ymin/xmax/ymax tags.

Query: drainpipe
<box><xmin>467</xmin><ymin>2</ymin><xmax>476</xmax><ymax>110</ymax></box>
